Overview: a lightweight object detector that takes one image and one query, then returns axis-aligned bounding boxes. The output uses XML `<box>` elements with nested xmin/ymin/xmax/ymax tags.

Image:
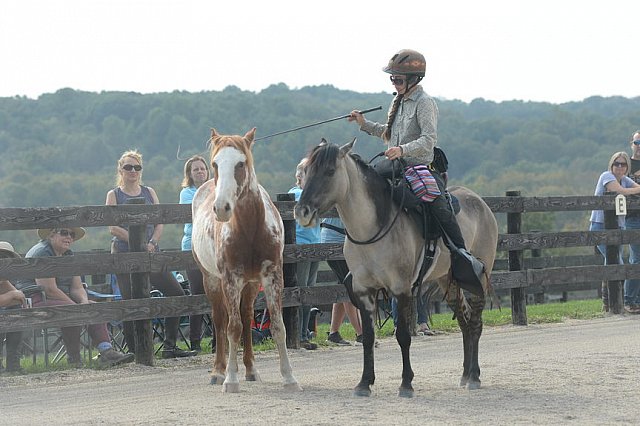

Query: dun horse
<box><xmin>295</xmin><ymin>140</ymin><xmax>498</xmax><ymax>397</ymax></box>
<box><xmin>191</xmin><ymin>128</ymin><xmax>301</xmax><ymax>393</ymax></box>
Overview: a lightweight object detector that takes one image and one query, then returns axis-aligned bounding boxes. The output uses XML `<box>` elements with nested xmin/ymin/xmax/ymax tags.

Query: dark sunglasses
<box><xmin>633</xmin><ymin>140</ymin><xmax>640</xmax><ymax>146</ymax></box>
<box><xmin>122</xmin><ymin>164</ymin><xmax>142</xmax><ymax>172</ymax></box>
<box><xmin>56</xmin><ymin>229</ymin><xmax>76</xmax><ymax>238</ymax></box>
<box><xmin>613</xmin><ymin>161</ymin><xmax>628</xmax><ymax>168</ymax></box>
<box><xmin>390</xmin><ymin>76</ymin><xmax>405</xmax><ymax>85</ymax></box>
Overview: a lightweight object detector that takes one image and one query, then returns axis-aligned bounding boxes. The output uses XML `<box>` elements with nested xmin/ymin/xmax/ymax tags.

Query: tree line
<box><xmin>1</xmin><ymin>85</ymin><xmax>638</xmax><ymax>252</ymax></box>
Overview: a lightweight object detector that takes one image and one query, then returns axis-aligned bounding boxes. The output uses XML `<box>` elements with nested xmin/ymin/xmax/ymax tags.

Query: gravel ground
<box><xmin>1</xmin><ymin>315</ymin><xmax>638</xmax><ymax>425</ymax></box>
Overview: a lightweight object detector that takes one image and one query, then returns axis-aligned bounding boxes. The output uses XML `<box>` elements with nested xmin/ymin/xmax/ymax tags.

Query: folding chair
<box><xmin>375</xmin><ymin>288</ymin><xmax>393</xmax><ymax>330</ymax></box>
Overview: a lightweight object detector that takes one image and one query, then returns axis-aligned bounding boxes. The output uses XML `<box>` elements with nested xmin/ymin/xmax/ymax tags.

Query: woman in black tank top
<box><xmin>105</xmin><ymin>150</ymin><xmax>196</xmax><ymax>358</ymax></box>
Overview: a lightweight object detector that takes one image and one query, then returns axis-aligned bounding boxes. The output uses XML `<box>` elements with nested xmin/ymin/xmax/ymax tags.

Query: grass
<box><xmin>5</xmin><ymin>299</ymin><xmax>605</xmax><ymax>374</ymax></box>
<box><xmin>254</xmin><ymin>298</ymin><xmax>606</xmax><ymax>349</ymax></box>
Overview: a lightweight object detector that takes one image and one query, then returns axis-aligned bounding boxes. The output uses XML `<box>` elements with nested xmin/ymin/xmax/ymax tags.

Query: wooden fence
<box><xmin>1</xmin><ymin>192</ymin><xmax>637</xmax><ymax>361</ymax></box>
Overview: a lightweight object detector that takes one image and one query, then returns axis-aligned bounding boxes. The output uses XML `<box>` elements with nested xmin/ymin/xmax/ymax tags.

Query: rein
<box><xmin>345</xmin><ymin>153</ymin><xmax>405</xmax><ymax>246</ymax></box>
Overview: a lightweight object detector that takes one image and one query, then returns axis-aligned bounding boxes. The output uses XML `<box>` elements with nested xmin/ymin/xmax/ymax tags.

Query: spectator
<box><xmin>0</xmin><ymin>242</ymin><xmax>27</xmax><ymax>373</ymax></box>
<box><xmin>16</xmin><ymin>229</ymin><xmax>134</xmax><ymax>367</ymax></box>
<box><xmin>179</xmin><ymin>155</ymin><xmax>211</xmax><ymax>352</ymax></box>
<box><xmin>289</xmin><ymin>157</ymin><xmax>320</xmax><ymax>350</ymax></box>
<box><xmin>625</xmin><ymin>131</ymin><xmax>640</xmax><ymax>314</ymax></box>
<box><xmin>589</xmin><ymin>151</ymin><xmax>640</xmax><ymax>312</ymax></box>
<box><xmin>106</xmin><ymin>150</ymin><xmax>196</xmax><ymax>358</ymax></box>
<box><xmin>391</xmin><ymin>293</ymin><xmax>434</xmax><ymax>336</ymax></box>
<box><xmin>320</xmin><ymin>217</ymin><xmax>364</xmax><ymax>346</ymax></box>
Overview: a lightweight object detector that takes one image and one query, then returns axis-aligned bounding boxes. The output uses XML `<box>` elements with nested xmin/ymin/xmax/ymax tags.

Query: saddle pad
<box><xmin>404</xmin><ymin>165</ymin><xmax>441</xmax><ymax>202</ymax></box>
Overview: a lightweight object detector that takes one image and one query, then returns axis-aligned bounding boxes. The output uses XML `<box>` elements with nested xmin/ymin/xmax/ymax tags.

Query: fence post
<box><xmin>507</xmin><ymin>190</ymin><xmax>527</xmax><ymax>325</ymax></box>
<box><xmin>127</xmin><ymin>197</ymin><xmax>154</xmax><ymax>365</ymax></box>
<box><xmin>277</xmin><ymin>193</ymin><xmax>300</xmax><ymax>349</ymax></box>
<box><xmin>603</xmin><ymin>196</ymin><xmax>623</xmax><ymax>314</ymax></box>
<box><xmin>531</xmin><ymin>230</ymin><xmax>545</xmax><ymax>304</ymax></box>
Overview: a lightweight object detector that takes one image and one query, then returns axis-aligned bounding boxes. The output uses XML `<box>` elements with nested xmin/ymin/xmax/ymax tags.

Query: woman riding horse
<box><xmin>348</xmin><ymin>48</ymin><xmax>468</xmax><ymax>255</ymax></box>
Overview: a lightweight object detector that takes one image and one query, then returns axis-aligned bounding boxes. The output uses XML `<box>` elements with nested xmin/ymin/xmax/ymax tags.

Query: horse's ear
<box><xmin>210</xmin><ymin>128</ymin><xmax>221</xmax><ymax>147</ymax></box>
<box><xmin>244</xmin><ymin>127</ymin><xmax>257</xmax><ymax>148</ymax></box>
<box><xmin>319</xmin><ymin>138</ymin><xmax>328</xmax><ymax>146</ymax></box>
<box><xmin>339</xmin><ymin>138</ymin><xmax>357</xmax><ymax>156</ymax></box>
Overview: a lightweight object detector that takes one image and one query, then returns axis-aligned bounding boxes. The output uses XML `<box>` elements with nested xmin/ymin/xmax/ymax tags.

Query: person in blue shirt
<box><xmin>289</xmin><ymin>158</ymin><xmax>321</xmax><ymax>350</ymax></box>
<box><xmin>17</xmin><ymin>229</ymin><xmax>135</xmax><ymax>367</ymax></box>
<box><xmin>179</xmin><ymin>155</ymin><xmax>210</xmax><ymax>351</ymax></box>
<box><xmin>589</xmin><ymin>151</ymin><xmax>640</xmax><ymax>312</ymax></box>
<box><xmin>320</xmin><ymin>218</ymin><xmax>364</xmax><ymax>345</ymax></box>
<box><xmin>625</xmin><ymin>131</ymin><xmax>640</xmax><ymax>314</ymax></box>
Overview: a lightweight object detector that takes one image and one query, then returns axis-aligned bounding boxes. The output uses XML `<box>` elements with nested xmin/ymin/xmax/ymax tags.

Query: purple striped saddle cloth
<box><xmin>404</xmin><ymin>165</ymin><xmax>441</xmax><ymax>202</ymax></box>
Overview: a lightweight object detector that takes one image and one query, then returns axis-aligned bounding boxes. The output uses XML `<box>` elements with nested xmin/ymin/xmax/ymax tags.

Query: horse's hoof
<box><xmin>467</xmin><ymin>381</ymin><xmax>481</xmax><ymax>390</ymax></box>
<box><xmin>210</xmin><ymin>374</ymin><xmax>225</xmax><ymax>385</ymax></box>
<box><xmin>283</xmin><ymin>382</ymin><xmax>303</xmax><ymax>392</ymax></box>
<box><xmin>246</xmin><ymin>373</ymin><xmax>261</xmax><ymax>382</ymax></box>
<box><xmin>353</xmin><ymin>386</ymin><xmax>371</xmax><ymax>397</ymax></box>
<box><xmin>459</xmin><ymin>376</ymin><xmax>469</xmax><ymax>387</ymax></box>
<box><xmin>222</xmin><ymin>382</ymin><xmax>241</xmax><ymax>393</ymax></box>
<box><xmin>398</xmin><ymin>387</ymin><xmax>414</xmax><ymax>398</ymax></box>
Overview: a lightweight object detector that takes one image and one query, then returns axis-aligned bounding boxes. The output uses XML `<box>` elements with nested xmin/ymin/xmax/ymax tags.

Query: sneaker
<box><xmin>162</xmin><ymin>346</ymin><xmax>198</xmax><ymax>358</ymax></box>
<box><xmin>417</xmin><ymin>322</ymin><xmax>436</xmax><ymax>336</ymax></box>
<box><xmin>98</xmin><ymin>348</ymin><xmax>135</xmax><ymax>367</ymax></box>
<box><xmin>300</xmin><ymin>340</ymin><xmax>318</xmax><ymax>350</ymax></box>
<box><xmin>327</xmin><ymin>332</ymin><xmax>351</xmax><ymax>346</ymax></box>
<box><xmin>190</xmin><ymin>340</ymin><xmax>202</xmax><ymax>352</ymax></box>
<box><xmin>624</xmin><ymin>304</ymin><xmax>640</xmax><ymax>314</ymax></box>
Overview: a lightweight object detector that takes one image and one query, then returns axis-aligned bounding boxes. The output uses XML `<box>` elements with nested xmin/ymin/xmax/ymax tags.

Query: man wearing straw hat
<box><xmin>0</xmin><ymin>241</ymin><xmax>27</xmax><ymax>373</ymax></box>
<box><xmin>16</xmin><ymin>227</ymin><xmax>134</xmax><ymax>368</ymax></box>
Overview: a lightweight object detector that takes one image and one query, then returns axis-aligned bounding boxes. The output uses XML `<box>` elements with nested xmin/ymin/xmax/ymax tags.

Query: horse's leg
<box><xmin>262</xmin><ymin>265</ymin><xmax>301</xmax><ymax>391</ymax></box>
<box><xmin>448</xmin><ymin>288</ymin><xmax>484</xmax><ymax>390</ymax></box>
<box><xmin>222</xmin><ymin>274</ymin><xmax>243</xmax><ymax>393</ymax></box>
<box><xmin>240</xmin><ymin>282</ymin><xmax>261</xmax><ymax>382</ymax></box>
<box><xmin>203</xmin><ymin>274</ymin><xmax>227</xmax><ymax>385</ymax></box>
<box><xmin>354</xmin><ymin>291</ymin><xmax>377</xmax><ymax>397</ymax></box>
<box><xmin>463</xmin><ymin>293</ymin><xmax>485</xmax><ymax>390</ymax></box>
<box><xmin>395</xmin><ymin>293</ymin><xmax>415</xmax><ymax>398</ymax></box>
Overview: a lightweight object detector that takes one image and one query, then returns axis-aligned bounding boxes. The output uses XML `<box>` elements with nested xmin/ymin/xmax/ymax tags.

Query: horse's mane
<box><xmin>307</xmin><ymin>143</ymin><xmax>392</xmax><ymax>228</ymax></box>
<box><xmin>210</xmin><ymin>133</ymin><xmax>254</xmax><ymax>169</ymax></box>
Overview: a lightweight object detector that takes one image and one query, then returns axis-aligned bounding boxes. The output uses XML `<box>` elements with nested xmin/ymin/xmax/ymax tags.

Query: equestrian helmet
<box><xmin>383</xmin><ymin>49</ymin><xmax>426</xmax><ymax>76</ymax></box>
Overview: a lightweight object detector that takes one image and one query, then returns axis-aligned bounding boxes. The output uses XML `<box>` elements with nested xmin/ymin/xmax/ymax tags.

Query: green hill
<box><xmin>1</xmin><ymin>85</ymin><xmax>639</xmax><ymax>252</ymax></box>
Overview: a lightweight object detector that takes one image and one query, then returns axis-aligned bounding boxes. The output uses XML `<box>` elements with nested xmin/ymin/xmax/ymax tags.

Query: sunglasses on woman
<box><xmin>390</xmin><ymin>76</ymin><xmax>405</xmax><ymax>85</ymax></box>
<box><xmin>122</xmin><ymin>164</ymin><xmax>142</xmax><ymax>172</ymax></box>
<box><xmin>56</xmin><ymin>229</ymin><xmax>76</xmax><ymax>238</ymax></box>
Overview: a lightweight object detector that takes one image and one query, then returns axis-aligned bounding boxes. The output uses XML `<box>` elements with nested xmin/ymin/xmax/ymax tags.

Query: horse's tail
<box><xmin>481</xmin><ymin>266</ymin><xmax>501</xmax><ymax>311</ymax></box>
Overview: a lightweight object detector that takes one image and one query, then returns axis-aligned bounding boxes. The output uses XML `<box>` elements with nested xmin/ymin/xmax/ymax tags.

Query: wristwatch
<box><xmin>148</xmin><ymin>239</ymin><xmax>159</xmax><ymax>249</ymax></box>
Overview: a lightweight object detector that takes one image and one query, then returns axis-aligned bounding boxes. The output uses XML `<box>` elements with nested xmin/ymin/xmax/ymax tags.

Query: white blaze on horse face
<box><xmin>213</xmin><ymin>146</ymin><xmax>247</xmax><ymax>222</ymax></box>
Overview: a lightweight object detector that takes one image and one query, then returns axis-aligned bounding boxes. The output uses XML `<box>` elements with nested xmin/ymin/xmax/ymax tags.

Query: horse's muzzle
<box><xmin>294</xmin><ymin>204</ymin><xmax>318</xmax><ymax>228</ymax></box>
<box><xmin>213</xmin><ymin>200</ymin><xmax>233</xmax><ymax>222</ymax></box>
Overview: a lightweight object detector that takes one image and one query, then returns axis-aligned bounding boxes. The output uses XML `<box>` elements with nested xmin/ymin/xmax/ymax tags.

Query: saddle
<box><xmin>392</xmin><ymin>182</ymin><xmax>460</xmax><ymax>239</ymax></box>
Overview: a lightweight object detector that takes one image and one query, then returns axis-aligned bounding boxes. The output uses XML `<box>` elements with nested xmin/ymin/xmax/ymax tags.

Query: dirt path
<box><xmin>2</xmin><ymin>315</ymin><xmax>638</xmax><ymax>425</ymax></box>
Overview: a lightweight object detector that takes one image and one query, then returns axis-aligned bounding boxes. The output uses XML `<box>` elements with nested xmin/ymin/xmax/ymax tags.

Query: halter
<box><xmin>345</xmin><ymin>154</ymin><xmax>406</xmax><ymax>246</ymax></box>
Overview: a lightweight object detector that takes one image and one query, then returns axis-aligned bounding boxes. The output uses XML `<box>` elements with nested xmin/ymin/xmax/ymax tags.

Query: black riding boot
<box><xmin>430</xmin><ymin>193</ymin><xmax>467</xmax><ymax>251</ymax></box>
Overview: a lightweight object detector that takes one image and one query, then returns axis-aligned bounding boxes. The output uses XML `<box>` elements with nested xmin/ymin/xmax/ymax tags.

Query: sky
<box><xmin>1</xmin><ymin>0</ymin><xmax>639</xmax><ymax>104</ymax></box>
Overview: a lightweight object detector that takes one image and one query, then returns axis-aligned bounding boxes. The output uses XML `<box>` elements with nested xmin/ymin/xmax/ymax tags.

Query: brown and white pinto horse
<box><xmin>191</xmin><ymin>128</ymin><xmax>300</xmax><ymax>393</ymax></box>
